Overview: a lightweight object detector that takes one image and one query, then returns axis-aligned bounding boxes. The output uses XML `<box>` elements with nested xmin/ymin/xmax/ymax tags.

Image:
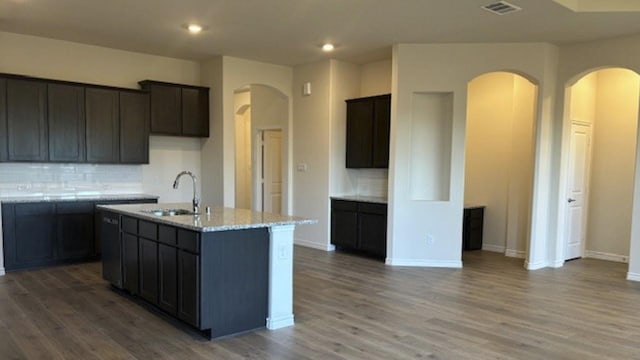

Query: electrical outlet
<box><xmin>426</xmin><ymin>235</ymin><xmax>435</xmax><ymax>246</ymax></box>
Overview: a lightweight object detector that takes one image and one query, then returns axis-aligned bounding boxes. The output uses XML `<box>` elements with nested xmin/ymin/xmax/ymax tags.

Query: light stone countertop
<box><xmin>97</xmin><ymin>202</ymin><xmax>316</xmax><ymax>232</ymax></box>
<box><xmin>0</xmin><ymin>193</ymin><xmax>159</xmax><ymax>204</ymax></box>
<box><xmin>330</xmin><ymin>195</ymin><xmax>388</xmax><ymax>204</ymax></box>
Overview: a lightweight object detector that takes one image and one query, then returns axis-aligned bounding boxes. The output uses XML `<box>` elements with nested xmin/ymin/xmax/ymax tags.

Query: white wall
<box><xmin>292</xmin><ymin>61</ymin><xmax>331</xmax><ymax>249</ymax></box>
<box><xmin>361</xmin><ymin>60</ymin><xmax>392</xmax><ymax>97</ymax></box>
<box><xmin>200</xmin><ymin>56</ymin><xmax>293</xmax><ymax>213</ymax></box>
<box><xmin>389</xmin><ymin>43</ymin><xmax>558</xmax><ymax>268</ymax></box>
<box><xmin>0</xmin><ymin>31</ymin><xmax>203</xmax><ymax>203</ymax></box>
<box><xmin>555</xmin><ymin>33</ymin><xmax>640</xmax><ymax>280</ymax></box>
<box><xmin>586</xmin><ymin>68</ymin><xmax>640</xmax><ymax>260</ymax></box>
<box><xmin>465</xmin><ymin>72</ymin><xmax>536</xmax><ymax>256</ymax></box>
<box><xmin>234</xmin><ymin>90</ymin><xmax>252</xmax><ymax>209</ymax></box>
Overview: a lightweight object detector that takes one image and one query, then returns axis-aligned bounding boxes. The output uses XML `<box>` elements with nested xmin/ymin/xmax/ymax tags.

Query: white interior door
<box><xmin>262</xmin><ymin>130</ymin><xmax>282</xmax><ymax>214</ymax></box>
<box><xmin>564</xmin><ymin>122</ymin><xmax>592</xmax><ymax>260</ymax></box>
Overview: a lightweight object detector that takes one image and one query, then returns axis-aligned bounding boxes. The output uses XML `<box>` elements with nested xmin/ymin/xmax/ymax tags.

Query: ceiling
<box><xmin>2</xmin><ymin>0</ymin><xmax>640</xmax><ymax>66</ymax></box>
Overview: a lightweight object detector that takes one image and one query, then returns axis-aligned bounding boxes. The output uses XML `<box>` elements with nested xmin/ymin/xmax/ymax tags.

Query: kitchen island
<box><xmin>97</xmin><ymin>202</ymin><xmax>314</xmax><ymax>339</ymax></box>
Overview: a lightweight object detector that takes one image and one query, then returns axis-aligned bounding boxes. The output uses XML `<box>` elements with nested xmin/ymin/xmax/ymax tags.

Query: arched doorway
<box><xmin>464</xmin><ymin>71</ymin><xmax>539</xmax><ymax>265</ymax></box>
<box><xmin>559</xmin><ymin>67</ymin><xmax>640</xmax><ymax>265</ymax></box>
<box><xmin>233</xmin><ymin>84</ymin><xmax>289</xmax><ymax>214</ymax></box>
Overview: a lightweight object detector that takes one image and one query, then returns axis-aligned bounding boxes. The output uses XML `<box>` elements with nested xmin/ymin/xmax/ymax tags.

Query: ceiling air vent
<box><xmin>482</xmin><ymin>1</ymin><xmax>522</xmax><ymax>15</ymax></box>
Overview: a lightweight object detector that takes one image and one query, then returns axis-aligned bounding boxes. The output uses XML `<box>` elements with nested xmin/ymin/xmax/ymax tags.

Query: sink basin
<box><xmin>141</xmin><ymin>208</ymin><xmax>195</xmax><ymax>216</ymax></box>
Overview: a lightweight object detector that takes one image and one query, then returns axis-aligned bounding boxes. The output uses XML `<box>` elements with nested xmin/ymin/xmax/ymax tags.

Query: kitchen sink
<box><xmin>140</xmin><ymin>208</ymin><xmax>195</xmax><ymax>216</ymax></box>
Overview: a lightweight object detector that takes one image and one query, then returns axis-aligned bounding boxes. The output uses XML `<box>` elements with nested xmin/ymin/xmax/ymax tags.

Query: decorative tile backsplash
<box><xmin>354</xmin><ymin>169</ymin><xmax>388</xmax><ymax>197</ymax></box>
<box><xmin>0</xmin><ymin>163</ymin><xmax>143</xmax><ymax>197</ymax></box>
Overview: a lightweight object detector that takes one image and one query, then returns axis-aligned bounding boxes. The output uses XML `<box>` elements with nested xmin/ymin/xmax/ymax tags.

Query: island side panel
<box><xmin>267</xmin><ymin>224</ymin><xmax>296</xmax><ymax>329</ymax></box>
<box><xmin>200</xmin><ymin>228</ymin><xmax>269</xmax><ymax>338</ymax></box>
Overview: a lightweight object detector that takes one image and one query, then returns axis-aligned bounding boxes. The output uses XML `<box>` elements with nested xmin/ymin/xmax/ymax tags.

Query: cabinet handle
<box><xmin>103</xmin><ymin>217</ymin><xmax>119</xmax><ymax>225</ymax></box>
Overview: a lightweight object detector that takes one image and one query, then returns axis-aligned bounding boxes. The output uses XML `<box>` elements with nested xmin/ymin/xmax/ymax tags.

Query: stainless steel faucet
<box><xmin>173</xmin><ymin>171</ymin><xmax>200</xmax><ymax>214</ymax></box>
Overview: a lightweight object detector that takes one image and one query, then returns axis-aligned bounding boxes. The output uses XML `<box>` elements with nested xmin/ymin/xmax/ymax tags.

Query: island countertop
<box><xmin>97</xmin><ymin>202</ymin><xmax>316</xmax><ymax>232</ymax></box>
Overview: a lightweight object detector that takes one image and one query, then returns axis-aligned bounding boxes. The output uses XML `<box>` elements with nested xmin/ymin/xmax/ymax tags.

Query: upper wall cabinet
<box><xmin>139</xmin><ymin>80</ymin><xmax>210</xmax><ymax>138</ymax></box>
<box><xmin>86</xmin><ymin>88</ymin><xmax>120</xmax><ymax>163</ymax></box>
<box><xmin>0</xmin><ymin>79</ymin><xmax>7</xmax><ymax>161</ymax></box>
<box><xmin>345</xmin><ymin>94</ymin><xmax>391</xmax><ymax>168</ymax></box>
<box><xmin>6</xmin><ymin>78</ymin><xmax>48</xmax><ymax>162</ymax></box>
<box><xmin>0</xmin><ymin>73</ymin><xmax>150</xmax><ymax>165</ymax></box>
<box><xmin>119</xmin><ymin>91</ymin><xmax>150</xmax><ymax>164</ymax></box>
<box><xmin>48</xmin><ymin>83</ymin><xmax>86</xmax><ymax>162</ymax></box>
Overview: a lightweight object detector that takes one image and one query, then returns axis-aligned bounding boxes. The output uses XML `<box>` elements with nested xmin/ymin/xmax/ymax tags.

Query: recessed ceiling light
<box><xmin>322</xmin><ymin>43</ymin><xmax>335</xmax><ymax>52</ymax></box>
<box><xmin>187</xmin><ymin>24</ymin><xmax>203</xmax><ymax>34</ymax></box>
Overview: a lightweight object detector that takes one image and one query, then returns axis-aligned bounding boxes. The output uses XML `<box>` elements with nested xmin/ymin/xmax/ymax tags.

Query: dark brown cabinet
<box><xmin>345</xmin><ymin>94</ymin><xmax>391</xmax><ymax>168</ymax></box>
<box><xmin>0</xmin><ymin>78</ymin><xmax>7</xmax><ymax>161</ymax></box>
<box><xmin>86</xmin><ymin>88</ymin><xmax>119</xmax><ymax>163</ymax></box>
<box><xmin>6</xmin><ymin>79</ymin><xmax>48</xmax><ymax>162</ymax></box>
<box><xmin>140</xmin><ymin>80</ymin><xmax>210</xmax><ymax>137</ymax></box>
<box><xmin>119</xmin><ymin>91</ymin><xmax>149</xmax><ymax>164</ymax></box>
<box><xmin>3</xmin><ymin>203</ymin><xmax>57</xmax><ymax>270</ymax></box>
<box><xmin>139</xmin><ymin>237</ymin><xmax>159</xmax><ymax>304</ymax></box>
<box><xmin>56</xmin><ymin>202</ymin><xmax>94</xmax><ymax>260</ymax></box>
<box><xmin>122</xmin><ymin>232</ymin><xmax>139</xmax><ymax>295</ymax></box>
<box><xmin>178</xmin><ymin>250</ymin><xmax>200</xmax><ymax>327</ymax></box>
<box><xmin>331</xmin><ymin>199</ymin><xmax>387</xmax><ymax>258</ymax></box>
<box><xmin>48</xmin><ymin>83</ymin><xmax>85</xmax><ymax>162</ymax></box>
<box><xmin>158</xmin><ymin>243</ymin><xmax>178</xmax><ymax>315</ymax></box>
<box><xmin>0</xmin><ymin>73</ymin><xmax>150</xmax><ymax>165</ymax></box>
<box><xmin>463</xmin><ymin>206</ymin><xmax>485</xmax><ymax>251</ymax></box>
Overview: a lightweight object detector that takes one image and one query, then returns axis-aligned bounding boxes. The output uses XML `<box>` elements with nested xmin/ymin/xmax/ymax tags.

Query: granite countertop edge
<box><xmin>330</xmin><ymin>195</ymin><xmax>388</xmax><ymax>204</ymax></box>
<box><xmin>97</xmin><ymin>203</ymin><xmax>317</xmax><ymax>233</ymax></box>
<box><xmin>0</xmin><ymin>193</ymin><xmax>160</xmax><ymax>204</ymax></box>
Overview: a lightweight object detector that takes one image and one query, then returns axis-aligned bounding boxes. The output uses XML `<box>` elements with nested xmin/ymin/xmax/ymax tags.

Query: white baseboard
<box><xmin>525</xmin><ymin>260</ymin><xmax>549</xmax><ymax>270</ymax></box>
<box><xmin>482</xmin><ymin>244</ymin><xmax>505</xmax><ymax>253</ymax></box>
<box><xmin>0</xmin><ymin>267</ymin><xmax>4</xmax><ymax>276</ymax></box>
<box><xmin>266</xmin><ymin>315</ymin><xmax>295</xmax><ymax>330</ymax></box>
<box><xmin>505</xmin><ymin>249</ymin><xmax>526</xmax><ymax>259</ymax></box>
<box><xmin>294</xmin><ymin>238</ymin><xmax>335</xmax><ymax>251</ymax></box>
<box><xmin>585</xmin><ymin>250</ymin><xmax>628</xmax><ymax>263</ymax></box>
<box><xmin>627</xmin><ymin>272</ymin><xmax>640</xmax><ymax>282</ymax></box>
<box><xmin>549</xmin><ymin>259</ymin><xmax>565</xmax><ymax>268</ymax></box>
<box><xmin>385</xmin><ymin>258</ymin><xmax>463</xmax><ymax>268</ymax></box>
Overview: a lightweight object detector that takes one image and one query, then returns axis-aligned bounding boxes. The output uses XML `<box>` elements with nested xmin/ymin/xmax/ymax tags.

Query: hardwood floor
<box><xmin>1</xmin><ymin>248</ymin><xmax>640</xmax><ymax>359</ymax></box>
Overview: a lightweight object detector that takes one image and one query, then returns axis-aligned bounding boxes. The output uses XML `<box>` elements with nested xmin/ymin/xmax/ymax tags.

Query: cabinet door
<box><xmin>100</xmin><ymin>211</ymin><xmax>122</xmax><ymax>288</ymax></box>
<box><xmin>358</xmin><ymin>203</ymin><xmax>388</xmax><ymax>258</ymax></box>
<box><xmin>86</xmin><ymin>88</ymin><xmax>119</xmax><ymax>163</ymax></box>
<box><xmin>346</xmin><ymin>99</ymin><xmax>373</xmax><ymax>168</ymax></box>
<box><xmin>331</xmin><ymin>208</ymin><xmax>359</xmax><ymax>249</ymax></box>
<box><xmin>12</xmin><ymin>203</ymin><xmax>56</xmax><ymax>269</ymax></box>
<box><xmin>0</xmin><ymin>78</ymin><xmax>7</xmax><ymax>161</ymax></box>
<box><xmin>149</xmin><ymin>84</ymin><xmax>181</xmax><ymax>135</ymax></box>
<box><xmin>122</xmin><ymin>233</ymin><xmax>139</xmax><ymax>295</ymax></box>
<box><xmin>48</xmin><ymin>83</ymin><xmax>86</xmax><ymax>162</ymax></box>
<box><xmin>372</xmin><ymin>95</ymin><xmax>391</xmax><ymax>168</ymax></box>
<box><xmin>158</xmin><ymin>243</ymin><xmax>178</xmax><ymax>315</ymax></box>
<box><xmin>56</xmin><ymin>202</ymin><xmax>94</xmax><ymax>260</ymax></box>
<box><xmin>181</xmin><ymin>88</ymin><xmax>209</xmax><ymax>137</ymax></box>
<box><xmin>139</xmin><ymin>238</ymin><xmax>159</xmax><ymax>304</ymax></box>
<box><xmin>6</xmin><ymin>79</ymin><xmax>48</xmax><ymax>161</ymax></box>
<box><xmin>178</xmin><ymin>250</ymin><xmax>200</xmax><ymax>327</ymax></box>
<box><xmin>119</xmin><ymin>91</ymin><xmax>149</xmax><ymax>164</ymax></box>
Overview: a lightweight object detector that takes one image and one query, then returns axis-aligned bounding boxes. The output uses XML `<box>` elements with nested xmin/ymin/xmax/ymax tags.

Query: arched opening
<box><xmin>463</xmin><ymin>71</ymin><xmax>539</xmax><ymax>265</ymax></box>
<box><xmin>560</xmin><ymin>67</ymin><xmax>640</xmax><ymax>265</ymax></box>
<box><xmin>233</xmin><ymin>84</ymin><xmax>289</xmax><ymax>214</ymax></box>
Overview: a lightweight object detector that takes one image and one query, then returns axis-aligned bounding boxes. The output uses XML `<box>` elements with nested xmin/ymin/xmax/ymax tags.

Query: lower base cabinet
<box><xmin>1</xmin><ymin>198</ymin><xmax>157</xmax><ymax>272</ymax></box>
<box><xmin>463</xmin><ymin>206</ymin><xmax>485</xmax><ymax>251</ymax></box>
<box><xmin>158</xmin><ymin>243</ymin><xmax>178</xmax><ymax>315</ymax></box>
<box><xmin>331</xmin><ymin>199</ymin><xmax>387</xmax><ymax>258</ymax></box>
<box><xmin>101</xmin><ymin>212</ymin><xmax>267</xmax><ymax>338</ymax></box>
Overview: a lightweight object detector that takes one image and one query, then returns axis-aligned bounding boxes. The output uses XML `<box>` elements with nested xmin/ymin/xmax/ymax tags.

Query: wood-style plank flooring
<box><xmin>1</xmin><ymin>247</ymin><xmax>640</xmax><ymax>359</ymax></box>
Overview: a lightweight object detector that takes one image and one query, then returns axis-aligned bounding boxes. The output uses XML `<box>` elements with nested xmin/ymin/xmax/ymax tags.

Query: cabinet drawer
<box><xmin>158</xmin><ymin>225</ymin><xmax>177</xmax><ymax>246</ymax></box>
<box><xmin>178</xmin><ymin>229</ymin><xmax>200</xmax><ymax>253</ymax></box>
<box><xmin>332</xmin><ymin>200</ymin><xmax>358</xmax><ymax>211</ymax></box>
<box><xmin>56</xmin><ymin>202</ymin><xmax>94</xmax><ymax>215</ymax></box>
<box><xmin>139</xmin><ymin>220</ymin><xmax>157</xmax><ymax>240</ymax></box>
<box><xmin>358</xmin><ymin>202</ymin><xmax>387</xmax><ymax>215</ymax></box>
<box><xmin>121</xmin><ymin>216</ymin><xmax>137</xmax><ymax>234</ymax></box>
